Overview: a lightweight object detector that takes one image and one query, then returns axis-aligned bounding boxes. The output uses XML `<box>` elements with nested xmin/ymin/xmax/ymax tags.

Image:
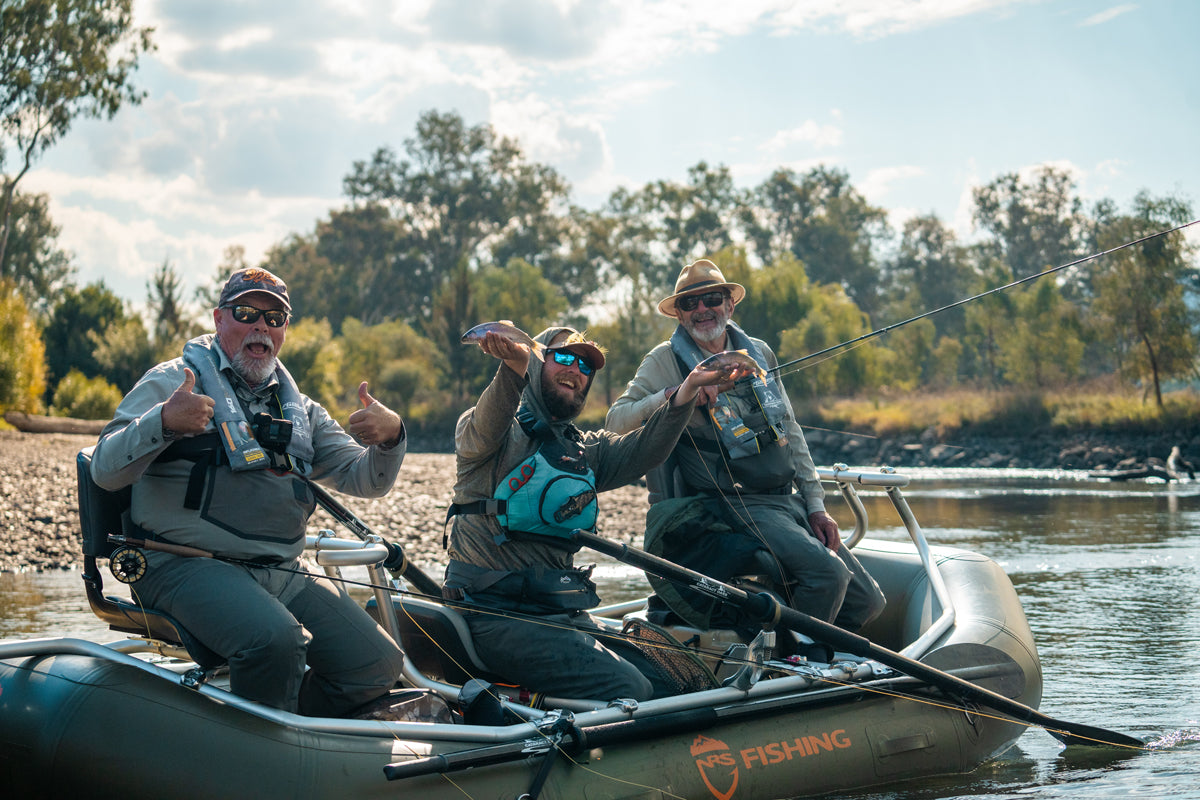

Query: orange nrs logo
<box><xmin>241</xmin><ymin>268</ymin><xmax>283</xmax><ymax>289</ymax></box>
<box><xmin>691</xmin><ymin>735</ymin><xmax>739</xmax><ymax>800</ymax></box>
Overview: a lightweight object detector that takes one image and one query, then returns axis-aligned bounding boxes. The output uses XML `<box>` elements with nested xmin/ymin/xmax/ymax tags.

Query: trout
<box><xmin>461</xmin><ymin>321</ymin><xmax>546</xmax><ymax>360</ymax></box>
<box><xmin>695</xmin><ymin>349</ymin><xmax>766</xmax><ymax>382</ymax></box>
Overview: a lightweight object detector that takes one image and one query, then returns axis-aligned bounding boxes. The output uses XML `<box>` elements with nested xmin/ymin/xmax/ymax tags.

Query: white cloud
<box><xmin>760</xmin><ymin>121</ymin><xmax>844</xmax><ymax>153</ymax></box>
<box><xmin>1080</xmin><ymin>4</ymin><xmax>1138</xmax><ymax>26</ymax></box>
<box><xmin>860</xmin><ymin>165</ymin><xmax>925</xmax><ymax>204</ymax></box>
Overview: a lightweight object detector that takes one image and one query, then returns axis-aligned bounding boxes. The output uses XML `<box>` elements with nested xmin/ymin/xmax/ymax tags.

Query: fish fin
<box><xmin>500</xmin><ymin>319</ymin><xmax>515</xmax><ymax>326</ymax></box>
<box><xmin>530</xmin><ymin>341</ymin><xmax>547</xmax><ymax>361</ymax></box>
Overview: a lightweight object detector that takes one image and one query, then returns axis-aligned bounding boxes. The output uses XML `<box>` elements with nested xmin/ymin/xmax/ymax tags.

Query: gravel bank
<box><xmin>3</xmin><ymin>424</ymin><xmax>1194</xmax><ymax>574</ymax></box>
<box><xmin>0</xmin><ymin>430</ymin><xmax>650</xmax><ymax>574</ymax></box>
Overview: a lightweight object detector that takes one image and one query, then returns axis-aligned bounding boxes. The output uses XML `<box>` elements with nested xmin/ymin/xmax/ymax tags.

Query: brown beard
<box><xmin>542</xmin><ymin>370</ymin><xmax>589</xmax><ymax>420</ymax></box>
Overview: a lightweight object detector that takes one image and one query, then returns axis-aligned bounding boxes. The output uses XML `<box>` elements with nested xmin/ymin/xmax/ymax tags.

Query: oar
<box><xmin>571</xmin><ymin>529</ymin><xmax>1145</xmax><ymax>750</ymax></box>
<box><xmin>304</xmin><ymin>478</ymin><xmax>443</xmax><ymax>596</ymax></box>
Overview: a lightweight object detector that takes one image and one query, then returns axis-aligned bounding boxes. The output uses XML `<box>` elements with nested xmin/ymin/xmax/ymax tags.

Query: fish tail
<box><xmin>530</xmin><ymin>341</ymin><xmax>547</xmax><ymax>361</ymax></box>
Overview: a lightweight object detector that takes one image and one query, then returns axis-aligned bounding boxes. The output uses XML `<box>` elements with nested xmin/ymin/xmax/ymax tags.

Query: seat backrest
<box><xmin>75</xmin><ymin>446</ymin><xmax>225</xmax><ymax>670</ymax></box>
<box><xmin>76</xmin><ymin>446</ymin><xmax>129</xmax><ymax>559</ymax></box>
<box><xmin>369</xmin><ymin>595</ymin><xmax>502</xmax><ymax>686</ymax></box>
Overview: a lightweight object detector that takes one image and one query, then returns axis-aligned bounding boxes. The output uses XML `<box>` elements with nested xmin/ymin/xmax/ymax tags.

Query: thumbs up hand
<box><xmin>347</xmin><ymin>381</ymin><xmax>404</xmax><ymax>448</ymax></box>
<box><xmin>161</xmin><ymin>368</ymin><xmax>215</xmax><ymax>437</ymax></box>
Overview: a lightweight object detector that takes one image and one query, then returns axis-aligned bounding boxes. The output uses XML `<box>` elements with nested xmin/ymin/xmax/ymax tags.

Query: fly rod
<box><xmin>768</xmin><ymin>218</ymin><xmax>1200</xmax><ymax>377</ymax></box>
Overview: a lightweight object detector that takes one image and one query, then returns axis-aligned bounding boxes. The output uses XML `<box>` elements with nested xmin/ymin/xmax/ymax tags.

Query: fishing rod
<box><xmin>767</xmin><ymin>218</ymin><xmax>1200</xmax><ymax>378</ymax></box>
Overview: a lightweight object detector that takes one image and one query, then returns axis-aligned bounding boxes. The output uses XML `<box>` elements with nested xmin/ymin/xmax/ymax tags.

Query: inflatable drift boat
<box><xmin>0</xmin><ymin>452</ymin><xmax>1045</xmax><ymax>800</ymax></box>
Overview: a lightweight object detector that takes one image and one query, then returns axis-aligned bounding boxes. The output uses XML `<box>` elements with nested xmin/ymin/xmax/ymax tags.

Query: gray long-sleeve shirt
<box><xmin>91</xmin><ymin>348</ymin><xmax>405</xmax><ymax>561</ymax></box>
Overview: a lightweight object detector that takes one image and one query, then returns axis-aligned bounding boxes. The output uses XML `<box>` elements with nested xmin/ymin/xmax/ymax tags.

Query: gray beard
<box><xmin>232</xmin><ymin>351</ymin><xmax>277</xmax><ymax>387</ymax></box>
<box><xmin>683</xmin><ymin>312</ymin><xmax>729</xmax><ymax>344</ymax></box>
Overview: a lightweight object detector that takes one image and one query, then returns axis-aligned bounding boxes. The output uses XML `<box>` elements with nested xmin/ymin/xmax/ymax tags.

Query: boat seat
<box><xmin>368</xmin><ymin>595</ymin><xmax>507</xmax><ymax>687</ymax></box>
<box><xmin>76</xmin><ymin>447</ymin><xmax>225</xmax><ymax>670</ymax></box>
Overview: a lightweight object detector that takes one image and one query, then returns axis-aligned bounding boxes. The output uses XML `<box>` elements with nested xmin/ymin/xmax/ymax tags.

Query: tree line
<box><xmin>1</xmin><ymin>1</ymin><xmax>1196</xmax><ymax>431</ymax></box>
<box><xmin>2</xmin><ymin>107</ymin><xmax>1195</xmax><ymax>435</ymax></box>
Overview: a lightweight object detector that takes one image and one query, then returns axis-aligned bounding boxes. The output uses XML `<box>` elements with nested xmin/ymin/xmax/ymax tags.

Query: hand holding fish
<box><xmin>670</xmin><ymin>357</ymin><xmax>758</xmax><ymax>408</ymax></box>
<box><xmin>462</xmin><ymin>321</ymin><xmax>545</xmax><ymax>376</ymax></box>
<box><xmin>347</xmin><ymin>381</ymin><xmax>404</xmax><ymax>448</ymax></box>
<box><xmin>674</xmin><ymin>350</ymin><xmax>764</xmax><ymax>407</ymax></box>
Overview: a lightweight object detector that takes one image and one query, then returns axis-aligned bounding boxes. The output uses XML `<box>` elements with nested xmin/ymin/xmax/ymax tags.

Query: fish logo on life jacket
<box><xmin>554</xmin><ymin>489</ymin><xmax>596</xmax><ymax>523</ymax></box>
<box><xmin>691</xmin><ymin>735</ymin><xmax>739</xmax><ymax>800</ymax></box>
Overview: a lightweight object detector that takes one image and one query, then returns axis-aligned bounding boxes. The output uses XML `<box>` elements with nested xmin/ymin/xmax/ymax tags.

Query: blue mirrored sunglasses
<box><xmin>549</xmin><ymin>349</ymin><xmax>594</xmax><ymax>375</ymax></box>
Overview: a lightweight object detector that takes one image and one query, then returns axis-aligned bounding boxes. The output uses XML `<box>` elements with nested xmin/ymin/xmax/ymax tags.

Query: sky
<box><xmin>14</xmin><ymin>0</ymin><xmax>1200</xmax><ymax>309</ymax></box>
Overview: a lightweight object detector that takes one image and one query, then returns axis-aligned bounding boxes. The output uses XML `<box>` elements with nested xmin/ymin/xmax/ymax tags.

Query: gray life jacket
<box><xmin>133</xmin><ymin>337</ymin><xmax>318</xmax><ymax>560</ymax></box>
<box><xmin>670</xmin><ymin>323</ymin><xmax>798</xmax><ymax>493</ymax></box>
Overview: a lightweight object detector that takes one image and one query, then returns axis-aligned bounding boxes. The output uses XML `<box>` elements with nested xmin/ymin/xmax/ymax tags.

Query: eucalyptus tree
<box><xmin>43</xmin><ymin>281</ymin><xmax>126</xmax><ymax>390</ymax></box>
<box><xmin>1087</xmin><ymin>192</ymin><xmax>1197</xmax><ymax>407</ymax></box>
<box><xmin>971</xmin><ymin>165</ymin><xmax>1085</xmax><ymax>283</ymax></box>
<box><xmin>881</xmin><ymin>214</ymin><xmax>975</xmax><ymax>340</ymax></box>
<box><xmin>0</xmin><ymin>185</ymin><xmax>72</xmax><ymax>312</ymax></box>
<box><xmin>0</xmin><ymin>0</ymin><xmax>153</xmax><ymax>271</ymax></box>
<box><xmin>342</xmin><ymin>110</ymin><xmax>571</xmax><ymax>332</ymax></box>
<box><xmin>744</xmin><ymin>165</ymin><xmax>889</xmax><ymax>316</ymax></box>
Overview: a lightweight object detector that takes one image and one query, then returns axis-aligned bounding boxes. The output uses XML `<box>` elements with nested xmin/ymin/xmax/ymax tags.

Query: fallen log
<box><xmin>4</xmin><ymin>411</ymin><xmax>106</xmax><ymax>436</ymax></box>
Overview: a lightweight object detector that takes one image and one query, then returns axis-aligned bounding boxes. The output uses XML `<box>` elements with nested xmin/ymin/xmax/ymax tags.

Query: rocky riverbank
<box><xmin>1</xmin><ymin>427</ymin><xmax>1194</xmax><ymax>573</ymax></box>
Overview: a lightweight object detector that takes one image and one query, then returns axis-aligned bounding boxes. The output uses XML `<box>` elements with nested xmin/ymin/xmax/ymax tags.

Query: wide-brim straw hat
<box><xmin>657</xmin><ymin>259</ymin><xmax>746</xmax><ymax>317</ymax></box>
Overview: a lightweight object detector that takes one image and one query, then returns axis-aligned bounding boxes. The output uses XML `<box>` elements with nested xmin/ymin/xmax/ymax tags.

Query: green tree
<box><xmin>778</xmin><ymin>283</ymin><xmax>877</xmax><ymax>398</ymax></box>
<box><xmin>89</xmin><ymin>315</ymin><xmax>153</xmax><ymax>393</ymax></box>
<box><xmin>342</xmin><ymin>110</ymin><xmax>570</xmax><ymax>326</ymax></box>
<box><xmin>42</xmin><ymin>280</ymin><xmax>125</xmax><ymax>388</ymax></box>
<box><xmin>962</xmin><ymin>258</ymin><xmax>1017</xmax><ymax>386</ymax></box>
<box><xmin>0</xmin><ymin>277</ymin><xmax>45</xmax><ymax>411</ymax></box>
<box><xmin>147</xmin><ymin>259</ymin><xmax>201</xmax><ymax>359</ymax></box>
<box><xmin>994</xmin><ymin>281</ymin><xmax>1084</xmax><ymax>388</ymax></box>
<box><xmin>882</xmin><ymin>214</ymin><xmax>975</xmax><ymax>339</ymax></box>
<box><xmin>0</xmin><ymin>0</ymin><xmax>154</xmax><ymax>270</ymax></box>
<box><xmin>972</xmin><ymin>165</ymin><xmax>1085</xmax><ymax>282</ymax></box>
<box><xmin>49</xmin><ymin>367</ymin><xmax>121</xmax><ymax>418</ymax></box>
<box><xmin>746</xmin><ymin>166</ymin><xmax>889</xmax><ymax>315</ymax></box>
<box><xmin>1088</xmin><ymin>193</ymin><xmax>1197</xmax><ymax>406</ymax></box>
<box><xmin>0</xmin><ymin>184</ymin><xmax>72</xmax><ymax>311</ymax></box>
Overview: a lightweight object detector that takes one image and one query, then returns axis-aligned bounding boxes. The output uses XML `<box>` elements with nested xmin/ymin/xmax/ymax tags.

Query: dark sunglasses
<box><xmin>549</xmin><ymin>349</ymin><xmax>594</xmax><ymax>376</ymax></box>
<box><xmin>676</xmin><ymin>291</ymin><xmax>729</xmax><ymax>312</ymax></box>
<box><xmin>224</xmin><ymin>305</ymin><xmax>290</xmax><ymax>328</ymax></box>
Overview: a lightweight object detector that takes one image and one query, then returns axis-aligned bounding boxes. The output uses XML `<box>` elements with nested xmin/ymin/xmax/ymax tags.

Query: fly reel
<box><xmin>109</xmin><ymin>545</ymin><xmax>148</xmax><ymax>584</ymax></box>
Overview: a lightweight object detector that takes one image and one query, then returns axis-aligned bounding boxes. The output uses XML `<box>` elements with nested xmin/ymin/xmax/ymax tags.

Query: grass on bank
<box><xmin>807</xmin><ymin>382</ymin><xmax>1200</xmax><ymax>440</ymax></box>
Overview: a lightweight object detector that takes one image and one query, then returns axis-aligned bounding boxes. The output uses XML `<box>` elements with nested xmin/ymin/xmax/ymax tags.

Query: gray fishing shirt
<box><xmin>91</xmin><ymin>341</ymin><xmax>405</xmax><ymax>561</ymax></box>
<box><xmin>605</xmin><ymin>334</ymin><xmax>826</xmax><ymax>514</ymax></box>
<box><xmin>448</xmin><ymin>360</ymin><xmax>697</xmax><ymax>576</ymax></box>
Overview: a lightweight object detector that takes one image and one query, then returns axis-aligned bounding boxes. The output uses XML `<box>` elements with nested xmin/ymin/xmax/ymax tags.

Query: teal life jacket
<box><xmin>447</xmin><ymin>410</ymin><xmax>598</xmax><ymax>550</ymax></box>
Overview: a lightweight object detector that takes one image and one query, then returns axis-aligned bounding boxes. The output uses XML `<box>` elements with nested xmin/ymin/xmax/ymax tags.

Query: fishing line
<box><xmin>768</xmin><ymin>218</ymin><xmax>1200</xmax><ymax>381</ymax></box>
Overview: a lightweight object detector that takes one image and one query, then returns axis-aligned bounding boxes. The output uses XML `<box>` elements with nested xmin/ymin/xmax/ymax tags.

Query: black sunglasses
<box><xmin>224</xmin><ymin>304</ymin><xmax>290</xmax><ymax>328</ymax></box>
<box><xmin>549</xmin><ymin>349</ymin><xmax>594</xmax><ymax>376</ymax></box>
<box><xmin>676</xmin><ymin>291</ymin><xmax>729</xmax><ymax>312</ymax></box>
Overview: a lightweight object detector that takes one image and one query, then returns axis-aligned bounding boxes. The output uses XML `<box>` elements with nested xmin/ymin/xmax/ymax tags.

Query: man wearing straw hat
<box><xmin>607</xmin><ymin>259</ymin><xmax>885</xmax><ymax>633</ymax></box>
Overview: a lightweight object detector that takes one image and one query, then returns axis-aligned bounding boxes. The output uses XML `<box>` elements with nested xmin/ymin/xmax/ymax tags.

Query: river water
<box><xmin>3</xmin><ymin>468</ymin><xmax>1199</xmax><ymax>799</ymax></box>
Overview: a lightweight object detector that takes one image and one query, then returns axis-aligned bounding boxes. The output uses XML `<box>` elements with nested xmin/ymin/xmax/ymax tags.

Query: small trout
<box><xmin>461</xmin><ymin>321</ymin><xmax>546</xmax><ymax>360</ymax></box>
<box><xmin>695</xmin><ymin>349</ymin><xmax>766</xmax><ymax>382</ymax></box>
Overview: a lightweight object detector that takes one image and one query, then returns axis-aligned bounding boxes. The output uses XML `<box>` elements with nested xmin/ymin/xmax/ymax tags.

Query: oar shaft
<box><xmin>570</xmin><ymin>530</ymin><xmax>1143</xmax><ymax>749</ymax></box>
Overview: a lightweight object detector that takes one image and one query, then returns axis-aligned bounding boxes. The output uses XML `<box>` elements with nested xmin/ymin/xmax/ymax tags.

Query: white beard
<box><xmin>682</xmin><ymin>307</ymin><xmax>730</xmax><ymax>344</ymax></box>
<box><xmin>232</xmin><ymin>333</ymin><xmax>278</xmax><ymax>387</ymax></box>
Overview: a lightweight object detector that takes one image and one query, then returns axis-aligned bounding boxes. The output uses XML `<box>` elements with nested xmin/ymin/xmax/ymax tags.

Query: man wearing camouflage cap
<box><xmin>92</xmin><ymin>267</ymin><xmax>408</xmax><ymax>717</ymax></box>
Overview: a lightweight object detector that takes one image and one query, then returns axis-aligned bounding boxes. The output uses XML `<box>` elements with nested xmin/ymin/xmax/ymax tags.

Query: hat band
<box><xmin>675</xmin><ymin>279</ymin><xmax>723</xmax><ymax>295</ymax></box>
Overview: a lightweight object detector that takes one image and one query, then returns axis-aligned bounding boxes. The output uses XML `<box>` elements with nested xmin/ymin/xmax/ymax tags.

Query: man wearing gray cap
<box><xmin>91</xmin><ymin>267</ymin><xmax>408</xmax><ymax>717</ymax></box>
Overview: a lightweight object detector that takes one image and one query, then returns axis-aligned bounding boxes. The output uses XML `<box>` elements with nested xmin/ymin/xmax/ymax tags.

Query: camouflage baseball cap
<box><xmin>218</xmin><ymin>268</ymin><xmax>291</xmax><ymax>311</ymax></box>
